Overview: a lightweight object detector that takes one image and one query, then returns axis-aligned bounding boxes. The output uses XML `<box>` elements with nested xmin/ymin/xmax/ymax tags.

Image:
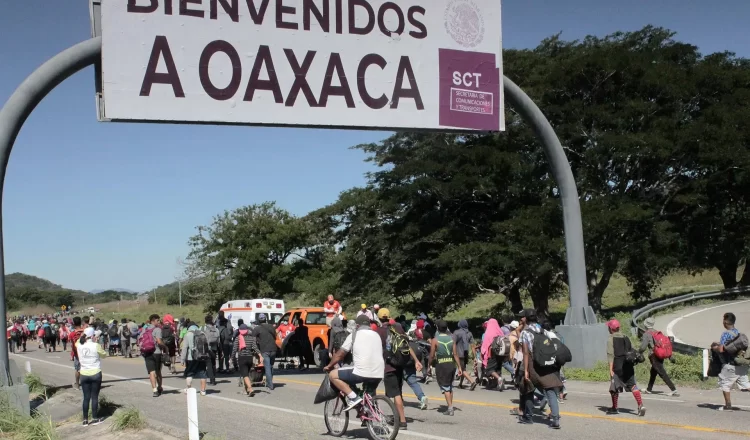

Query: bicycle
<box><xmin>324</xmin><ymin>382</ymin><xmax>399</xmax><ymax>440</ymax></box>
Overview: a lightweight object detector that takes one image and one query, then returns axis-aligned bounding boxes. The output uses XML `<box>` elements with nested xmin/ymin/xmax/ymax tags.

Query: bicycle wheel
<box><xmin>365</xmin><ymin>395</ymin><xmax>399</xmax><ymax>440</ymax></box>
<box><xmin>324</xmin><ymin>396</ymin><xmax>349</xmax><ymax>437</ymax></box>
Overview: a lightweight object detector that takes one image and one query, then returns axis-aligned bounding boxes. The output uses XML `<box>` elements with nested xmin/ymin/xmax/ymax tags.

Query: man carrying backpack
<box><xmin>607</xmin><ymin>319</ymin><xmax>646</xmax><ymax>417</ymax></box>
<box><xmin>217</xmin><ymin>312</ymin><xmax>234</xmax><ymax>374</ymax></box>
<box><xmin>181</xmin><ymin>322</ymin><xmax>210</xmax><ymax>396</ymax></box>
<box><xmin>376</xmin><ymin>310</ymin><xmax>422</xmax><ymax>429</ymax></box>
<box><xmin>141</xmin><ymin>314</ymin><xmax>166</xmax><ymax>398</ymax></box>
<box><xmin>120</xmin><ymin>319</ymin><xmax>132</xmax><ymax>358</ymax></box>
<box><xmin>202</xmin><ymin>315</ymin><xmax>220</xmax><ymax>386</ymax></box>
<box><xmin>108</xmin><ymin>320</ymin><xmax>120</xmax><ymax>356</ymax></box>
<box><xmin>519</xmin><ymin>309</ymin><xmax>562</xmax><ymax>429</ymax></box>
<box><xmin>711</xmin><ymin>312</ymin><xmax>750</xmax><ymax>411</ymax></box>
<box><xmin>252</xmin><ymin>313</ymin><xmax>278</xmax><ymax>391</ymax></box>
<box><xmin>639</xmin><ymin>317</ymin><xmax>679</xmax><ymax>397</ymax></box>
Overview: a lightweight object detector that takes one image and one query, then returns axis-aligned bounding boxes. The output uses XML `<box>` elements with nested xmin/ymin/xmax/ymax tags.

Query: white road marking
<box><xmin>14</xmin><ymin>354</ymin><xmax>457</xmax><ymax>440</ymax></box>
<box><xmin>665</xmin><ymin>299</ymin><xmax>750</xmax><ymax>344</ymax></box>
<box><xmin>568</xmin><ymin>390</ymin><xmax>685</xmax><ymax>403</ymax></box>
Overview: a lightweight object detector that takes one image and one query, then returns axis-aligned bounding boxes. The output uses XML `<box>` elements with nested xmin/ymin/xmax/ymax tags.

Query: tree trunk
<box><xmin>718</xmin><ymin>261</ymin><xmax>739</xmax><ymax>289</ymax></box>
<box><xmin>528</xmin><ymin>277</ymin><xmax>551</xmax><ymax>321</ymax></box>
<box><xmin>587</xmin><ymin>264</ymin><xmax>616</xmax><ymax>313</ymax></box>
<box><xmin>739</xmin><ymin>261</ymin><xmax>750</xmax><ymax>286</ymax></box>
<box><xmin>506</xmin><ymin>284</ymin><xmax>523</xmax><ymax>315</ymax></box>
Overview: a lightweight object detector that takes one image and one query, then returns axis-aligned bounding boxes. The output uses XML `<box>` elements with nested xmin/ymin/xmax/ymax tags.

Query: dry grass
<box><xmin>446</xmin><ymin>267</ymin><xmax>734</xmax><ymax>320</ymax></box>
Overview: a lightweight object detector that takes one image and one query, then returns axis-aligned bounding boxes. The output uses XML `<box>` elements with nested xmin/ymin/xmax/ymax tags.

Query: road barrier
<box><xmin>631</xmin><ymin>285</ymin><xmax>750</xmax><ymax>356</ymax></box>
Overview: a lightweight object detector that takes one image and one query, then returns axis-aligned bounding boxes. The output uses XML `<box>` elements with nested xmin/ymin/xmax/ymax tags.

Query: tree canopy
<box><xmin>184</xmin><ymin>26</ymin><xmax>750</xmax><ymax>318</ymax></box>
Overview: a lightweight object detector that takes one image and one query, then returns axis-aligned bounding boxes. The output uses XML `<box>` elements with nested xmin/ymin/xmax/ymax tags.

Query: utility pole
<box><xmin>178</xmin><ymin>279</ymin><xmax>182</xmax><ymax>308</ymax></box>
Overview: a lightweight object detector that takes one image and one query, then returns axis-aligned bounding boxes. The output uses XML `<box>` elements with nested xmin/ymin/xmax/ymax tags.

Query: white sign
<box><xmin>101</xmin><ymin>0</ymin><xmax>504</xmax><ymax>131</ymax></box>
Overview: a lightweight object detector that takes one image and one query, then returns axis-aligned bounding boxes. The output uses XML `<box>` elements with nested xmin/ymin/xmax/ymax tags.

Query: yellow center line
<box><xmin>277</xmin><ymin>378</ymin><xmax>750</xmax><ymax>437</ymax></box>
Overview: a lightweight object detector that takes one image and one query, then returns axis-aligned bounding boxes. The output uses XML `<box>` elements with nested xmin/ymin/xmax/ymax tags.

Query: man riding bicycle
<box><xmin>324</xmin><ymin>315</ymin><xmax>384</xmax><ymax>411</ymax></box>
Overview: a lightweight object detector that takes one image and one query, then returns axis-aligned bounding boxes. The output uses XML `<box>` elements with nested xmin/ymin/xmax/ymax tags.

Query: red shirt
<box><xmin>323</xmin><ymin>300</ymin><xmax>341</xmax><ymax>318</ymax></box>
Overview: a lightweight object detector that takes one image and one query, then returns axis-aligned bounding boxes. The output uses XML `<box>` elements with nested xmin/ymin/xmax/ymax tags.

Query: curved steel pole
<box><xmin>503</xmin><ymin>76</ymin><xmax>594</xmax><ymax>326</ymax></box>
<box><xmin>0</xmin><ymin>37</ymin><xmax>101</xmax><ymax>374</ymax></box>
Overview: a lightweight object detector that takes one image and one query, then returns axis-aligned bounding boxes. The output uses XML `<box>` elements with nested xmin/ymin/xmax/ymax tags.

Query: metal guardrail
<box><xmin>630</xmin><ymin>285</ymin><xmax>750</xmax><ymax>355</ymax></box>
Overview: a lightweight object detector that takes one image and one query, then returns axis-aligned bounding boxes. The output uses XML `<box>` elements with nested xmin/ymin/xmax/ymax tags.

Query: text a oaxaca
<box><xmin>102</xmin><ymin>0</ymin><xmax>504</xmax><ymax>131</ymax></box>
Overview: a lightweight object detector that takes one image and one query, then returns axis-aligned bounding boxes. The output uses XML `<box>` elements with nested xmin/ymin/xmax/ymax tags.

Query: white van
<box><xmin>218</xmin><ymin>298</ymin><xmax>285</xmax><ymax>329</ymax></box>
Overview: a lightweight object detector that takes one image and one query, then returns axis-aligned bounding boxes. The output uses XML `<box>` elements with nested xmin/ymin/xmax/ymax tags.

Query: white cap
<box><xmin>509</xmin><ymin>321</ymin><xmax>519</xmax><ymax>329</ymax></box>
<box><xmin>84</xmin><ymin>327</ymin><xmax>95</xmax><ymax>338</ymax></box>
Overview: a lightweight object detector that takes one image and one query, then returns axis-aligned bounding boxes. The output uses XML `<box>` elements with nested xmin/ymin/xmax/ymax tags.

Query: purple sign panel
<box><xmin>438</xmin><ymin>48</ymin><xmax>500</xmax><ymax>131</ymax></box>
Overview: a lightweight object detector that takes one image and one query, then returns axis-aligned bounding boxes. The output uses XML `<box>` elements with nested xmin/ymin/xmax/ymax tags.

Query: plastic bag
<box><xmin>314</xmin><ymin>374</ymin><xmax>339</xmax><ymax>404</ymax></box>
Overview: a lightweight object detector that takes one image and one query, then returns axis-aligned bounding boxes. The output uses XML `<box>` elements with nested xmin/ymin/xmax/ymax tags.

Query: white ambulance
<box><xmin>218</xmin><ymin>298</ymin><xmax>285</xmax><ymax>329</ymax></box>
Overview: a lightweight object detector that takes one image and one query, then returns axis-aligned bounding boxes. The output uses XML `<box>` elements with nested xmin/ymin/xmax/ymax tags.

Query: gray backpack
<box><xmin>203</xmin><ymin>325</ymin><xmax>220</xmax><ymax>348</ymax></box>
<box><xmin>725</xmin><ymin>333</ymin><xmax>749</xmax><ymax>355</ymax></box>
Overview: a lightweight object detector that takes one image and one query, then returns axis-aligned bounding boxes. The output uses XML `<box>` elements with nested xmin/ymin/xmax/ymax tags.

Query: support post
<box><xmin>187</xmin><ymin>388</ymin><xmax>200</xmax><ymax>440</ymax></box>
<box><xmin>0</xmin><ymin>37</ymin><xmax>102</xmax><ymax>374</ymax></box>
<box><xmin>702</xmin><ymin>349</ymin><xmax>709</xmax><ymax>380</ymax></box>
<box><xmin>503</xmin><ymin>76</ymin><xmax>607</xmax><ymax>368</ymax></box>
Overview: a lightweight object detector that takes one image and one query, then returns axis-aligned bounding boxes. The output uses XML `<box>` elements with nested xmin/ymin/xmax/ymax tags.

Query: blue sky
<box><xmin>1</xmin><ymin>0</ymin><xmax>748</xmax><ymax>292</ymax></box>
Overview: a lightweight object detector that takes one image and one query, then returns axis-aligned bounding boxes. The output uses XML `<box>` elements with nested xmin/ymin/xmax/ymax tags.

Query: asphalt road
<box><xmin>10</xmin><ymin>346</ymin><xmax>750</xmax><ymax>440</ymax></box>
<box><xmin>652</xmin><ymin>299</ymin><xmax>750</xmax><ymax>348</ymax></box>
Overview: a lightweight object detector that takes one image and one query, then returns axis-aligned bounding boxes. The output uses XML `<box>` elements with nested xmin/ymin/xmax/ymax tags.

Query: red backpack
<box><xmin>140</xmin><ymin>327</ymin><xmax>156</xmax><ymax>356</ymax></box>
<box><xmin>650</xmin><ymin>330</ymin><xmax>673</xmax><ymax>360</ymax></box>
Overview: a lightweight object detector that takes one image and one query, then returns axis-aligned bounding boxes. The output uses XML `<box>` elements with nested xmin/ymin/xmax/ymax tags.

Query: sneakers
<box><xmin>445</xmin><ymin>408</ymin><xmax>454</xmax><ymax>416</ymax></box>
<box><xmin>668</xmin><ymin>390</ymin><xmax>680</xmax><ymax>397</ymax></box>
<box><xmin>498</xmin><ymin>377</ymin><xmax>505</xmax><ymax>391</ymax></box>
<box><xmin>643</xmin><ymin>389</ymin><xmax>653</xmax><ymax>394</ymax></box>
<box><xmin>73</xmin><ymin>383</ymin><xmax>80</xmax><ymax>391</ymax></box>
<box><xmin>399</xmin><ymin>422</ymin><xmax>408</xmax><ymax>430</ymax></box>
<box><xmin>637</xmin><ymin>405</ymin><xmax>646</xmax><ymax>417</ymax></box>
<box><xmin>719</xmin><ymin>405</ymin><xmax>734</xmax><ymax>412</ymax></box>
<box><xmin>419</xmin><ymin>396</ymin><xmax>428</xmax><ymax>410</ymax></box>
<box><xmin>470</xmin><ymin>381</ymin><xmax>478</xmax><ymax>391</ymax></box>
<box><xmin>549</xmin><ymin>418</ymin><xmax>561</xmax><ymax>429</ymax></box>
<box><xmin>90</xmin><ymin>418</ymin><xmax>105</xmax><ymax>426</ymax></box>
<box><xmin>606</xmin><ymin>407</ymin><xmax>619</xmax><ymax>415</ymax></box>
<box><xmin>200</xmin><ymin>390</ymin><xmax>206</xmax><ymax>396</ymax></box>
<box><xmin>82</xmin><ymin>420</ymin><xmax>89</xmax><ymax>427</ymax></box>
<box><xmin>343</xmin><ymin>396</ymin><xmax>363</xmax><ymax>412</ymax></box>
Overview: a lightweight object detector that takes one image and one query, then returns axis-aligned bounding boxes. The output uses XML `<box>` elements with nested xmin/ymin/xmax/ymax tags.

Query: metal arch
<box><xmin>0</xmin><ymin>37</ymin><xmax>102</xmax><ymax>369</ymax></box>
<box><xmin>502</xmin><ymin>77</ymin><xmax>594</xmax><ymax>326</ymax></box>
<box><xmin>0</xmin><ymin>37</ymin><xmax>593</xmax><ymax>372</ymax></box>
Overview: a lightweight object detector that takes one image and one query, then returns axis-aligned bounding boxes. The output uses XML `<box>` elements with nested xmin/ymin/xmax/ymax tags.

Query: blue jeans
<box><xmin>502</xmin><ymin>360</ymin><xmax>515</xmax><ymax>377</ymax></box>
<box><xmin>263</xmin><ymin>352</ymin><xmax>276</xmax><ymax>389</ymax></box>
<box><xmin>537</xmin><ymin>388</ymin><xmax>560</xmax><ymax>421</ymax></box>
<box><xmin>404</xmin><ymin>365</ymin><xmax>425</xmax><ymax>400</ymax></box>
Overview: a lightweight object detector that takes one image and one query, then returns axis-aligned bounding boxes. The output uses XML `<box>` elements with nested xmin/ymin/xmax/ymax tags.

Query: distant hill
<box><xmin>6</xmin><ymin>272</ymin><xmax>83</xmax><ymax>293</ymax></box>
<box><xmin>90</xmin><ymin>288</ymin><xmax>136</xmax><ymax>294</ymax></box>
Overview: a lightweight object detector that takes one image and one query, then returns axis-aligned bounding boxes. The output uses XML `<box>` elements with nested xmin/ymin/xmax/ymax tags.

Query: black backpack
<box><xmin>532</xmin><ymin>331</ymin><xmax>559</xmax><ymax>368</ymax></box>
<box><xmin>162</xmin><ymin>325</ymin><xmax>175</xmax><ymax>347</ymax></box>
<box><xmin>192</xmin><ymin>330</ymin><xmax>210</xmax><ymax>361</ymax></box>
<box><xmin>332</xmin><ymin>330</ymin><xmax>349</xmax><ymax>352</ymax></box>
<box><xmin>122</xmin><ymin>325</ymin><xmax>131</xmax><ymax>339</ymax></box>
<box><xmin>44</xmin><ymin>325</ymin><xmax>53</xmax><ymax>339</ymax></box>
<box><xmin>614</xmin><ymin>335</ymin><xmax>644</xmax><ymax>365</ymax></box>
<box><xmin>385</xmin><ymin>326</ymin><xmax>411</xmax><ymax>368</ymax></box>
<box><xmin>108</xmin><ymin>326</ymin><xmax>118</xmax><ymax>338</ymax></box>
<box><xmin>219</xmin><ymin>325</ymin><xmax>232</xmax><ymax>345</ymax></box>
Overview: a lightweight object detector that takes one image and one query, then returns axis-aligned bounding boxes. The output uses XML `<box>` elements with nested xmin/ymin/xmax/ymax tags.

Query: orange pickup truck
<box><xmin>275</xmin><ymin>307</ymin><xmax>333</xmax><ymax>367</ymax></box>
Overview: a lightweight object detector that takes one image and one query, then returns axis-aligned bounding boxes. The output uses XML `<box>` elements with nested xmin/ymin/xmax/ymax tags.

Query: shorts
<box><xmin>610</xmin><ymin>373</ymin><xmax>638</xmax><ymax>393</ymax></box>
<box><xmin>458</xmin><ymin>355</ymin><xmax>468</xmax><ymax>372</ymax></box>
<box><xmin>383</xmin><ymin>369</ymin><xmax>404</xmax><ymax>398</ymax></box>
<box><xmin>485</xmin><ymin>356</ymin><xmax>503</xmax><ymax>375</ymax></box>
<box><xmin>237</xmin><ymin>355</ymin><xmax>255</xmax><ymax>378</ymax></box>
<box><xmin>337</xmin><ymin>368</ymin><xmax>381</xmax><ymax>388</ymax></box>
<box><xmin>184</xmin><ymin>360</ymin><xmax>208</xmax><ymax>379</ymax></box>
<box><xmin>718</xmin><ymin>364</ymin><xmax>750</xmax><ymax>392</ymax></box>
<box><xmin>167</xmin><ymin>344</ymin><xmax>176</xmax><ymax>357</ymax></box>
<box><xmin>74</xmin><ymin>358</ymin><xmax>81</xmax><ymax>372</ymax></box>
<box><xmin>144</xmin><ymin>353</ymin><xmax>163</xmax><ymax>374</ymax></box>
<box><xmin>435</xmin><ymin>362</ymin><xmax>455</xmax><ymax>393</ymax></box>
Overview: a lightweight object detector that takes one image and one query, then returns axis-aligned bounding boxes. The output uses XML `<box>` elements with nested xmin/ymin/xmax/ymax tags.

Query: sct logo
<box><xmin>452</xmin><ymin>71</ymin><xmax>482</xmax><ymax>88</ymax></box>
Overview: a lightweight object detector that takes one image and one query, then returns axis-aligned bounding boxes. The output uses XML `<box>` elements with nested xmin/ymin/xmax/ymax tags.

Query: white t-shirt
<box><xmin>341</xmin><ymin>328</ymin><xmax>384</xmax><ymax>379</ymax></box>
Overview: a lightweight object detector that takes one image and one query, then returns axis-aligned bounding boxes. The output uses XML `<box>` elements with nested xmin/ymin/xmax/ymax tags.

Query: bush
<box><xmin>0</xmin><ymin>392</ymin><xmax>58</xmax><ymax>440</ymax></box>
<box><xmin>110</xmin><ymin>406</ymin><xmax>146</xmax><ymax>432</ymax></box>
<box><xmin>24</xmin><ymin>373</ymin><xmax>47</xmax><ymax>398</ymax></box>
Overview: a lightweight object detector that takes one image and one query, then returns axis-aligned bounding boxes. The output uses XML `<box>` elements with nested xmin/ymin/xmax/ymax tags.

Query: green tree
<box><xmin>187</xmin><ymin>202</ymin><xmax>313</xmax><ymax>309</ymax></box>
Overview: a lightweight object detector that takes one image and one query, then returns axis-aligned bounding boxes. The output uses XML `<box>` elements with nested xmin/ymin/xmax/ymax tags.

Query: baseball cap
<box><xmin>373</xmin><ymin>304</ymin><xmax>380</xmax><ymax>310</ymax></box>
<box><xmin>355</xmin><ymin>315</ymin><xmax>370</xmax><ymax>326</ymax></box>
<box><xmin>518</xmin><ymin>309</ymin><xmax>537</xmax><ymax>319</ymax></box>
<box><xmin>257</xmin><ymin>313</ymin><xmax>267</xmax><ymax>322</ymax></box>
<box><xmin>377</xmin><ymin>308</ymin><xmax>390</xmax><ymax>320</ymax></box>
<box><xmin>361</xmin><ymin>303</ymin><xmax>367</xmax><ymax>309</ymax></box>
<box><xmin>509</xmin><ymin>320</ymin><xmax>519</xmax><ymax>329</ymax></box>
<box><xmin>84</xmin><ymin>327</ymin><xmax>95</xmax><ymax>338</ymax></box>
<box><xmin>607</xmin><ymin>319</ymin><xmax>620</xmax><ymax>331</ymax></box>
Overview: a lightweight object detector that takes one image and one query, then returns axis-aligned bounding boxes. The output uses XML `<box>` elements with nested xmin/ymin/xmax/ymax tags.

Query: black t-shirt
<box><xmin>252</xmin><ymin>323</ymin><xmax>278</xmax><ymax>353</ymax></box>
